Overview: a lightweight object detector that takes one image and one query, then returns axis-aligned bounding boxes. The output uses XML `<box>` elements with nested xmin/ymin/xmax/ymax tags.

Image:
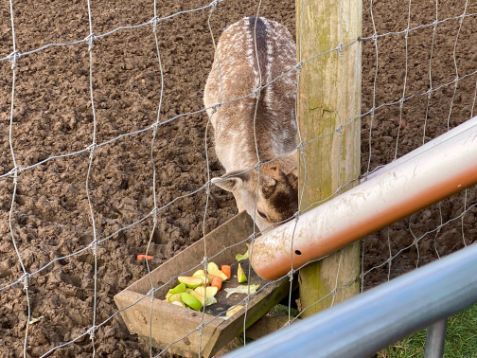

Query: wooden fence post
<box><xmin>296</xmin><ymin>0</ymin><xmax>362</xmax><ymax>317</ymax></box>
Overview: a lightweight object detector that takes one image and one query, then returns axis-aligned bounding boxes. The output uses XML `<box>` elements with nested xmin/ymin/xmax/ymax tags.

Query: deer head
<box><xmin>212</xmin><ymin>151</ymin><xmax>298</xmax><ymax>231</ymax></box>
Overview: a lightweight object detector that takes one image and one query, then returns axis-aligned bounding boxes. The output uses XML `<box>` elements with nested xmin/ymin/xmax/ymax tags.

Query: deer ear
<box><xmin>260</xmin><ymin>175</ymin><xmax>277</xmax><ymax>198</ymax></box>
<box><xmin>211</xmin><ymin>171</ymin><xmax>248</xmax><ymax>192</ymax></box>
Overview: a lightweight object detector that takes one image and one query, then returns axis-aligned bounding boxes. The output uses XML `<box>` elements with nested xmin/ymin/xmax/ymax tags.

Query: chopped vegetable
<box><xmin>178</xmin><ymin>276</ymin><xmax>204</xmax><ymax>289</ymax></box>
<box><xmin>180</xmin><ymin>292</ymin><xmax>203</xmax><ymax>311</ymax></box>
<box><xmin>191</xmin><ymin>269</ymin><xmax>210</xmax><ymax>285</ymax></box>
<box><xmin>193</xmin><ymin>286</ymin><xmax>218</xmax><ymax>306</ymax></box>
<box><xmin>207</xmin><ymin>262</ymin><xmax>228</xmax><ymax>281</ymax></box>
<box><xmin>210</xmin><ymin>275</ymin><xmax>223</xmax><ymax>291</ymax></box>
<box><xmin>221</xmin><ymin>265</ymin><xmax>231</xmax><ymax>280</ymax></box>
<box><xmin>168</xmin><ymin>283</ymin><xmax>187</xmax><ymax>295</ymax></box>
<box><xmin>224</xmin><ymin>284</ymin><xmax>260</xmax><ymax>299</ymax></box>
<box><xmin>225</xmin><ymin>305</ymin><xmax>244</xmax><ymax>318</ymax></box>
<box><xmin>235</xmin><ymin>247</ymin><xmax>249</xmax><ymax>262</ymax></box>
<box><xmin>166</xmin><ymin>260</ymin><xmax>253</xmax><ymax>311</ymax></box>
<box><xmin>136</xmin><ymin>254</ymin><xmax>154</xmax><ymax>261</ymax></box>
<box><xmin>166</xmin><ymin>293</ymin><xmax>182</xmax><ymax>303</ymax></box>
<box><xmin>237</xmin><ymin>263</ymin><xmax>247</xmax><ymax>283</ymax></box>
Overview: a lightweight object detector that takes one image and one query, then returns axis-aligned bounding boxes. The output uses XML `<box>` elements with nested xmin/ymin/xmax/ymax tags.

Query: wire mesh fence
<box><xmin>0</xmin><ymin>0</ymin><xmax>476</xmax><ymax>356</ymax></box>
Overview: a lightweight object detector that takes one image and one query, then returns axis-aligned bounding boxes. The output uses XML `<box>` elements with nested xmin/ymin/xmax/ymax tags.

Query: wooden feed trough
<box><xmin>114</xmin><ymin>212</ymin><xmax>289</xmax><ymax>357</ymax></box>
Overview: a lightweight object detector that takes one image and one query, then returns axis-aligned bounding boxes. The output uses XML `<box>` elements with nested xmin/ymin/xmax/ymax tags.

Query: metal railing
<box><xmin>225</xmin><ymin>243</ymin><xmax>477</xmax><ymax>358</ymax></box>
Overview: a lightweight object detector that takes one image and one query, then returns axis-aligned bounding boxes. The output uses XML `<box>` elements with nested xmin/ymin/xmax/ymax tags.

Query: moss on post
<box><xmin>296</xmin><ymin>0</ymin><xmax>362</xmax><ymax>317</ymax></box>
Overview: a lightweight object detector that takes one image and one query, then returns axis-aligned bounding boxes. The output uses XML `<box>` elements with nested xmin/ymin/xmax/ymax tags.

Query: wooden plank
<box><xmin>114</xmin><ymin>290</ymin><xmax>219</xmax><ymax>357</ymax></box>
<box><xmin>296</xmin><ymin>0</ymin><xmax>362</xmax><ymax>317</ymax></box>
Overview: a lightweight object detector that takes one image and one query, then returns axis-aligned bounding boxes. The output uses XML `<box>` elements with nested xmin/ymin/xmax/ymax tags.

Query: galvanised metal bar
<box><xmin>225</xmin><ymin>243</ymin><xmax>477</xmax><ymax>358</ymax></box>
<box><xmin>365</xmin><ymin>116</ymin><xmax>477</xmax><ymax>181</ymax></box>
<box><xmin>250</xmin><ymin>117</ymin><xmax>477</xmax><ymax>280</ymax></box>
<box><xmin>424</xmin><ymin>320</ymin><xmax>447</xmax><ymax>358</ymax></box>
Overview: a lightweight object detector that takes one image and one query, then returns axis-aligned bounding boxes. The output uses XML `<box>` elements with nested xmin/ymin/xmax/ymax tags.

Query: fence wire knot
<box><xmin>86</xmin><ymin>142</ymin><xmax>97</xmax><ymax>152</ymax></box>
<box><xmin>201</xmin><ymin>256</ymin><xmax>209</xmax><ymax>269</ymax></box>
<box><xmin>90</xmin><ymin>240</ymin><xmax>99</xmax><ymax>255</ymax></box>
<box><xmin>399</xmin><ymin>97</ymin><xmax>405</xmax><ymax>107</ymax></box>
<box><xmin>87</xmin><ymin>326</ymin><xmax>96</xmax><ymax>341</ymax></box>
<box><xmin>150</xmin><ymin>16</ymin><xmax>160</xmax><ymax>32</ymax></box>
<box><xmin>211</xmin><ymin>103</ymin><xmax>221</xmax><ymax>115</ymax></box>
<box><xmin>426</xmin><ymin>87</ymin><xmax>433</xmax><ymax>97</ymax></box>
<box><xmin>252</xmin><ymin>86</ymin><xmax>262</xmax><ymax>97</ymax></box>
<box><xmin>146</xmin><ymin>288</ymin><xmax>156</xmax><ymax>299</ymax></box>
<box><xmin>85</xmin><ymin>34</ymin><xmax>95</xmax><ymax>51</ymax></box>
<box><xmin>8</xmin><ymin>51</ymin><xmax>20</xmax><ymax>69</ymax></box>
<box><xmin>336</xmin><ymin>43</ymin><xmax>345</xmax><ymax>55</ymax></box>
<box><xmin>210</xmin><ymin>0</ymin><xmax>223</xmax><ymax>8</ymax></box>
<box><xmin>21</xmin><ymin>273</ymin><xmax>30</xmax><ymax>291</ymax></box>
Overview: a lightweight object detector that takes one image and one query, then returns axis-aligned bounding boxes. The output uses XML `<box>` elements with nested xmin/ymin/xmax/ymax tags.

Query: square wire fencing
<box><xmin>0</xmin><ymin>0</ymin><xmax>476</xmax><ymax>356</ymax></box>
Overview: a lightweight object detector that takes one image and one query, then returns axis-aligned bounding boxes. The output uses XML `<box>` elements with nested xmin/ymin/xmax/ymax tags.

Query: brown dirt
<box><xmin>0</xmin><ymin>0</ymin><xmax>475</xmax><ymax>356</ymax></box>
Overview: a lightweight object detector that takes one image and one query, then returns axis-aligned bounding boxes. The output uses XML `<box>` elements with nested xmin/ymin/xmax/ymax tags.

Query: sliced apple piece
<box><xmin>180</xmin><ymin>292</ymin><xmax>203</xmax><ymax>311</ymax></box>
<box><xmin>207</xmin><ymin>262</ymin><xmax>228</xmax><ymax>281</ymax></box>
<box><xmin>168</xmin><ymin>283</ymin><xmax>186</xmax><ymax>295</ymax></box>
<box><xmin>193</xmin><ymin>286</ymin><xmax>218</xmax><ymax>306</ymax></box>
<box><xmin>166</xmin><ymin>293</ymin><xmax>182</xmax><ymax>303</ymax></box>
<box><xmin>237</xmin><ymin>263</ymin><xmax>247</xmax><ymax>283</ymax></box>
<box><xmin>178</xmin><ymin>276</ymin><xmax>204</xmax><ymax>289</ymax></box>
<box><xmin>191</xmin><ymin>269</ymin><xmax>210</xmax><ymax>285</ymax></box>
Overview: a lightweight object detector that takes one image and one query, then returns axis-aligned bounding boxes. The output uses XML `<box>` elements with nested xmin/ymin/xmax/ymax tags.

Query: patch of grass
<box><xmin>378</xmin><ymin>304</ymin><xmax>477</xmax><ymax>358</ymax></box>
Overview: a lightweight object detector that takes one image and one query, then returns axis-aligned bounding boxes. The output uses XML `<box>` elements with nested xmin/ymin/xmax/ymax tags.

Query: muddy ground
<box><xmin>0</xmin><ymin>0</ymin><xmax>476</xmax><ymax>356</ymax></box>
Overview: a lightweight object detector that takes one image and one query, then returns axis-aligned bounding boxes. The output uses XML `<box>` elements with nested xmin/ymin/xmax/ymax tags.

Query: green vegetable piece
<box><xmin>178</xmin><ymin>276</ymin><xmax>204</xmax><ymax>289</ymax></box>
<box><xmin>168</xmin><ymin>283</ymin><xmax>186</xmax><ymax>295</ymax></box>
<box><xmin>193</xmin><ymin>286</ymin><xmax>218</xmax><ymax>306</ymax></box>
<box><xmin>235</xmin><ymin>246</ymin><xmax>249</xmax><ymax>262</ymax></box>
<box><xmin>167</xmin><ymin>293</ymin><xmax>182</xmax><ymax>303</ymax></box>
<box><xmin>237</xmin><ymin>263</ymin><xmax>247</xmax><ymax>283</ymax></box>
<box><xmin>192</xmin><ymin>290</ymin><xmax>217</xmax><ymax>306</ymax></box>
<box><xmin>180</xmin><ymin>292</ymin><xmax>203</xmax><ymax>311</ymax></box>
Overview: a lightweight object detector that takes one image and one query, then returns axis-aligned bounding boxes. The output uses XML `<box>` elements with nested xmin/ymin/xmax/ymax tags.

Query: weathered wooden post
<box><xmin>296</xmin><ymin>0</ymin><xmax>362</xmax><ymax>316</ymax></box>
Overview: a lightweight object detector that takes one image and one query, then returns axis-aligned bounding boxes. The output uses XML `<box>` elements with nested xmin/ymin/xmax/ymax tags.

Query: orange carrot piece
<box><xmin>136</xmin><ymin>254</ymin><xmax>153</xmax><ymax>261</ymax></box>
<box><xmin>210</xmin><ymin>276</ymin><xmax>223</xmax><ymax>291</ymax></box>
<box><xmin>221</xmin><ymin>265</ymin><xmax>231</xmax><ymax>280</ymax></box>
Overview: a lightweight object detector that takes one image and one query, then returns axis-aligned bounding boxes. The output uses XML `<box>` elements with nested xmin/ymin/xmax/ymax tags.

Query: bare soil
<box><xmin>0</xmin><ymin>0</ymin><xmax>476</xmax><ymax>356</ymax></box>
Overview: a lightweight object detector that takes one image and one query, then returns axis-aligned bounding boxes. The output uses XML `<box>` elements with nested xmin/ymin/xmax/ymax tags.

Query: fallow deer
<box><xmin>204</xmin><ymin>16</ymin><xmax>298</xmax><ymax>231</ymax></box>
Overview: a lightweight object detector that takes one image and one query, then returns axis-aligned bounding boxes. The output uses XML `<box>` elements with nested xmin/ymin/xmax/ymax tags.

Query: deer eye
<box><xmin>257</xmin><ymin>210</ymin><xmax>268</xmax><ymax>220</ymax></box>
